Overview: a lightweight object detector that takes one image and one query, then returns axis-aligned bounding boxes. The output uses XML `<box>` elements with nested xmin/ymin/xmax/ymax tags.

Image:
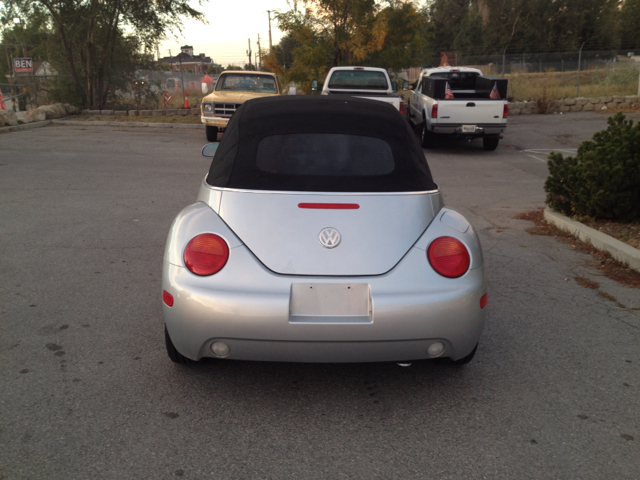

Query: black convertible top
<box><xmin>206</xmin><ymin>95</ymin><xmax>437</xmax><ymax>192</ymax></box>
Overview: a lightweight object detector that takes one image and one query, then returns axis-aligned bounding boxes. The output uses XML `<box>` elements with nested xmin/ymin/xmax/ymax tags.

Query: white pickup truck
<box><xmin>315</xmin><ymin>66</ymin><xmax>406</xmax><ymax>115</ymax></box>
<box><xmin>408</xmin><ymin>67</ymin><xmax>508</xmax><ymax>150</ymax></box>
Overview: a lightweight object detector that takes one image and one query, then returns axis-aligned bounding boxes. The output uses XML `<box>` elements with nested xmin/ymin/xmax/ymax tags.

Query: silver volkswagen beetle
<box><xmin>162</xmin><ymin>95</ymin><xmax>487</xmax><ymax>365</ymax></box>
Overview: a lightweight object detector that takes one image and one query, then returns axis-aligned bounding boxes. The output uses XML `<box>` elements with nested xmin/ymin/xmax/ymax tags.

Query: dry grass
<box><xmin>506</xmin><ymin>67</ymin><xmax>640</xmax><ymax>101</ymax></box>
<box><xmin>574</xmin><ymin>276</ymin><xmax>600</xmax><ymax>289</ymax></box>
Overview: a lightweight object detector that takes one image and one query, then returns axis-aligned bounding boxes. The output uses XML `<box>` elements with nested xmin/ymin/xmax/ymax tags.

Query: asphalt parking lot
<box><xmin>1</xmin><ymin>112</ymin><xmax>639</xmax><ymax>479</ymax></box>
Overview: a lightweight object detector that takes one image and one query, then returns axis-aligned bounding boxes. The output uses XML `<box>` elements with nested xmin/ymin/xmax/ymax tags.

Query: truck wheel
<box><xmin>206</xmin><ymin>126</ymin><xmax>218</xmax><ymax>142</ymax></box>
<box><xmin>421</xmin><ymin>120</ymin><xmax>435</xmax><ymax>149</ymax></box>
<box><xmin>483</xmin><ymin>136</ymin><xmax>500</xmax><ymax>151</ymax></box>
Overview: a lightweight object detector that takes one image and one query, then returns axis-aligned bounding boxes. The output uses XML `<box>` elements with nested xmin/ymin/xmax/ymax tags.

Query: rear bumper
<box><xmin>430</xmin><ymin>123</ymin><xmax>506</xmax><ymax>136</ymax></box>
<box><xmin>201</xmin><ymin>116</ymin><xmax>229</xmax><ymax>129</ymax></box>
<box><xmin>162</xmin><ymin>245</ymin><xmax>487</xmax><ymax>363</ymax></box>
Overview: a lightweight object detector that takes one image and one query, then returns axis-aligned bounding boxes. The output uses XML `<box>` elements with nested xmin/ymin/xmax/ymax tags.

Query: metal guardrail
<box><xmin>0</xmin><ymin>93</ymin><xmax>27</xmax><ymax>104</ymax></box>
<box><xmin>0</xmin><ymin>83</ymin><xmax>26</xmax><ymax>107</ymax></box>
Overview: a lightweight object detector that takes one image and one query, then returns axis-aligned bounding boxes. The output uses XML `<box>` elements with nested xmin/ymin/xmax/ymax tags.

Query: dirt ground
<box><xmin>574</xmin><ymin>216</ymin><xmax>640</xmax><ymax>250</ymax></box>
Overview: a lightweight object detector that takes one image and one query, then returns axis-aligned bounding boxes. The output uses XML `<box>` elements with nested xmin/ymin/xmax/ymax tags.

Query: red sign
<box><xmin>14</xmin><ymin>58</ymin><xmax>33</xmax><ymax>73</ymax></box>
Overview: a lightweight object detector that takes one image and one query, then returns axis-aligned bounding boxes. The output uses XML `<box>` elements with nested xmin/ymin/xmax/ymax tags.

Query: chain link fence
<box><xmin>2</xmin><ymin>69</ymin><xmax>221</xmax><ymax>111</ymax></box>
<box><xmin>401</xmin><ymin>50</ymin><xmax>640</xmax><ymax>101</ymax></box>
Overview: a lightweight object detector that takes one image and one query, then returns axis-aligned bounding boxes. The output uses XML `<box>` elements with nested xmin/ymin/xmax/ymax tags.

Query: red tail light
<box><xmin>503</xmin><ymin>103</ymin><xmax>508</xmax><ymax>118</ymax></box>
<box><xmin>184</xmin><ymin>234</ymin><xmax>229</xmax><ymax>276</ymax></box>
<box><xmin>431</xmin><ymin>104</ymin><xmax>438</xmax><ymax>118</ymax></box>
<box><xmin>427</xmin><ymin>237</ymin><xmax>470</xmax><ymax>278</ymax></box>
<box><xmin>399</xmin><ymin>101</ymin><xmax>405</xmax><ymax>115</ymax></box>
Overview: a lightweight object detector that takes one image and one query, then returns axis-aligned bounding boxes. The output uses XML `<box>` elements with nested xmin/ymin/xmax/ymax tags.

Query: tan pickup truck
<box><xmin>201</xmin><ymin>71</ymin><xmax>282</xmax><ymax>141</ymax></box>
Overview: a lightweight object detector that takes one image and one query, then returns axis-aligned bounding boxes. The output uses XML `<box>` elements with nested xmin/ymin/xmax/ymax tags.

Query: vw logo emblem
<box><xmin>319</xmin><ymin>227</ymin><xmax>341</xmax><ymax>249</ymax></box>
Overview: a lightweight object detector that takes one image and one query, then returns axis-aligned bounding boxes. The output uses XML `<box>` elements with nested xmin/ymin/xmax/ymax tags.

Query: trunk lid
<box><xmin>217</xmin><ymin>190</ymin><xmax>437</xmax><ymax>276</ymax></box>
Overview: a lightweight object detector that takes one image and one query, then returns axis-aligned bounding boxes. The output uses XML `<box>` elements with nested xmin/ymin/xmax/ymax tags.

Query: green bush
<box><xmin>544</xmin><ymin>112</ymin><xmax>640</xmax><ymax>221</ymax></box>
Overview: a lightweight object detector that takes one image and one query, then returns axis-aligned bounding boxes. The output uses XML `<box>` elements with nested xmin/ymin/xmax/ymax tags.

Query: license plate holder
<box><xmin>461</xmin><ymin>125</ymin><xmax>477</xmax><ymax>133</ymax></box>
<box><xmin>290</xmin><ymin>283</ymin><xmax>371</xmax><ymax>323</ymax></box>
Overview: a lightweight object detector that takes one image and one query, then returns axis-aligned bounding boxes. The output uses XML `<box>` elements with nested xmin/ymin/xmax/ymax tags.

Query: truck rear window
<box><xmin>429</xmin><ymin>72</ymin><xmax>478</xmax><ymax>90</ymax></box>
<box><xmin>327</xmin><ymin>71</ymin><xmax>388</xmax><ymax>90</ymax></box>
<box><xmin>216</xmin><ymin>74</ymin><xmax>278</xmax><ymax>93</ymax></box>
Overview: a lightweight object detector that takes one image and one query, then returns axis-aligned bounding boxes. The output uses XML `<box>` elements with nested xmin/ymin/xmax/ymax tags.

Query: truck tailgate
<box><xmin>355</xmin><ymin>95</ymin><xmax>401</xmax><ymax>110</ymax></box>
<box><xmin>437</xmin><ymin>100</ymin><xmax>504</xmax><ymax>124</ymax></box>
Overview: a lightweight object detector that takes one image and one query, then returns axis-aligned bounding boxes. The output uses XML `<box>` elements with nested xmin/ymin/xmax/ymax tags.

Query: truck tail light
<box><xmin>503</xmin><ymin>103</ymin><xmax>508</xmax><ymax>118</ymax></box>
<box><xmin>431</xmin><ymin>104</ymin><xmax>438</xmax><ymax>118</ymax></box>
<box><xmin>399</xmin><ymin>101</ymin><xmax>405</xmax><ymax>115</ymax></box>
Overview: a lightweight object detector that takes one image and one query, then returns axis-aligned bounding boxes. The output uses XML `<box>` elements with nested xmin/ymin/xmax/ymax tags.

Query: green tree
<box><xmin>620</xmin><ymin>0</ymin><xmax>640</xmax><ymax>50</ymax></box>
<box><xmin>359</xmin><ymin>1</ymin><xmax>430</xmax><ymax>71</ymax></box>
<box><xmin>1</xmin><ymin>0</ymin><xmax>206</xmax><ymax>109</ymax></box>
<box><xmin>427</xmin><ymin>0</ymin><xmax>622</xmax><ymax>56</ymax></box>
<box><xmin>206</xmin><ymin>63</ymin><xmax>222</xmax><ymax>74</ymax></box>
<box><xmin>273</xmin><ymin>0</ymin><xmax>429</xmax><ymax>89</ymax></box>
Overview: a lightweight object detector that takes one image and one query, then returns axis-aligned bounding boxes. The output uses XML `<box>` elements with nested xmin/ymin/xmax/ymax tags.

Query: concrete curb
<box><xmin>0</xmin><ymin>120</ymin><xmax>52</xmax><ymax>134</ymax></box>
<box><xmin>51</xmin><ymin>119</ymin><xmax>203</xmax><ymax>129</ymax></box>
<box><xmin>544</xmin><ymin>207</ymin><xmax>640</xmax><ymax>273</ymax></box>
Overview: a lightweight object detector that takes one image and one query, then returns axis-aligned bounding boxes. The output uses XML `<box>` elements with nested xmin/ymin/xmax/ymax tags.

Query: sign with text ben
<box><xmin>14</xmin><ymin>58</ymin><xmax>33</xmax><ymax>73</ymax></box>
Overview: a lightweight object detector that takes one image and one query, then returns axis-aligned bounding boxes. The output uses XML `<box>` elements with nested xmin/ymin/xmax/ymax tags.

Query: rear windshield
<box><xmin>429</xmin><ymin>72</ymin><xmax>478</xmax><ymax>90</ymax></box>
<box><xmin>327</xmin><ymin>70</ymin><xmax>388</xmax><ymax>90</ymax></box>
<box><xmin>205</xmin><ymin>96</ymin><xmax>437</xmax><ymax>193</ymax></box>
<box><xmin>256</xmin><ymin>134</ymin><xmax>394</xmax><ymax>176</ymax></box>
<box><xmin>216</xmin><ymin>74</ymin><xmax>278</xmax><ymax>93</ymax></box>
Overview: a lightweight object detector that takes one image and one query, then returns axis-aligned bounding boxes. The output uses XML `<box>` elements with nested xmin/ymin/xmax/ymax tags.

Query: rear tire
<box><xmin>206</xmin><ymin>125</ymin><xmax>218</xmax><ymax>142</ymax></box>
<box><xmin>483</xmin><ymin>136</ymin><xmax>499</xmax><ymax>151</ymax></box>
<box><xmin>421</xmin><ymin>119</ymin><xmax>435</xmax><ymax>149</ymax></box>
<box><xmin>165</xmin><ymin>325</ymin><xmax>197</xmax><ymax>365</ymax></box>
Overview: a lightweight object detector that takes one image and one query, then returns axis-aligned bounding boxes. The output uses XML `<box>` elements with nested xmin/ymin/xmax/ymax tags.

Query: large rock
<box><xmin>38</xmin><ymin>103</ymin><xmax>67</xmax><ymax>119</ymax></box>
<box><xmin>0</xmin><ymin>111</ymin><xmax>18</xmax><ymax>126</ymax></box>
<box><xmin>16</xmin><ymin>111</ymin><xmax>35</xmax><ymax>124</ymax></box>
<box><xmin>27</xmin><ymin>108</ymin><xmax>46</xmax><ymax>122</ymax></box>
<box><xmin>64</xmin><ymin>104</ymin><xmax>80</xmax><ymax>114</ymax></box>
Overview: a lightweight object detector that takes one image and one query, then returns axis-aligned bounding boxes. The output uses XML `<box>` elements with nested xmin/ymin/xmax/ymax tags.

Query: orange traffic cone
<box><xmin>184</xmin><ymin>91</ymin><xmax>190</xmax><ymax>109</ymax></box>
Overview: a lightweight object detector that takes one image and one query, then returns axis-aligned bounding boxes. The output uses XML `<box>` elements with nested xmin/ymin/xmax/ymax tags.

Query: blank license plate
<box><xmin>290</xmin><ymin>283</ymin><xmax>370</xmax><ymax>322</ymax></box>
<box><xmin>461</xmin><ymin>125</ymin><xmax>476</xmax><ymax>133</ymax></box>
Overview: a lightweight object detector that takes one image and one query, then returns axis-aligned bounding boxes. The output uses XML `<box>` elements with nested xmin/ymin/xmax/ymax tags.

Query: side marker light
<box><xmin>163</xmin><ymin>290</ymin><xmax>174</xmax><ymax>307</ymax></box>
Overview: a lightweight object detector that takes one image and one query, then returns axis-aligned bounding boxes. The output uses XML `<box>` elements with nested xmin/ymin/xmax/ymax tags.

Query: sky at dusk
<box><xmin>157</xmin><ymin>0</ymin><xmax>294</xmax><ymax>66</ymax></box>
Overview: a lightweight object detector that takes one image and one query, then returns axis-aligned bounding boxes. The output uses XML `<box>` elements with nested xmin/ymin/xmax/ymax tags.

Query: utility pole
<box><xmin>246</xmin><ymin>38</ymin><xmax>252</xmax><ymax>70</ymax></box>
<box><xmin>267</xmin><ymin>11</ymin><xmax>273</xmax><ymax>51</ymax></box>
<box><xmin>577</xmin><ymin>42</ymin><xmax>585</xmax><ymax>97</ymax></box>
<box><xmin>257</xmin><ymin>34</ymin><xmax>262</xmax><ymax>70</ymax></box>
